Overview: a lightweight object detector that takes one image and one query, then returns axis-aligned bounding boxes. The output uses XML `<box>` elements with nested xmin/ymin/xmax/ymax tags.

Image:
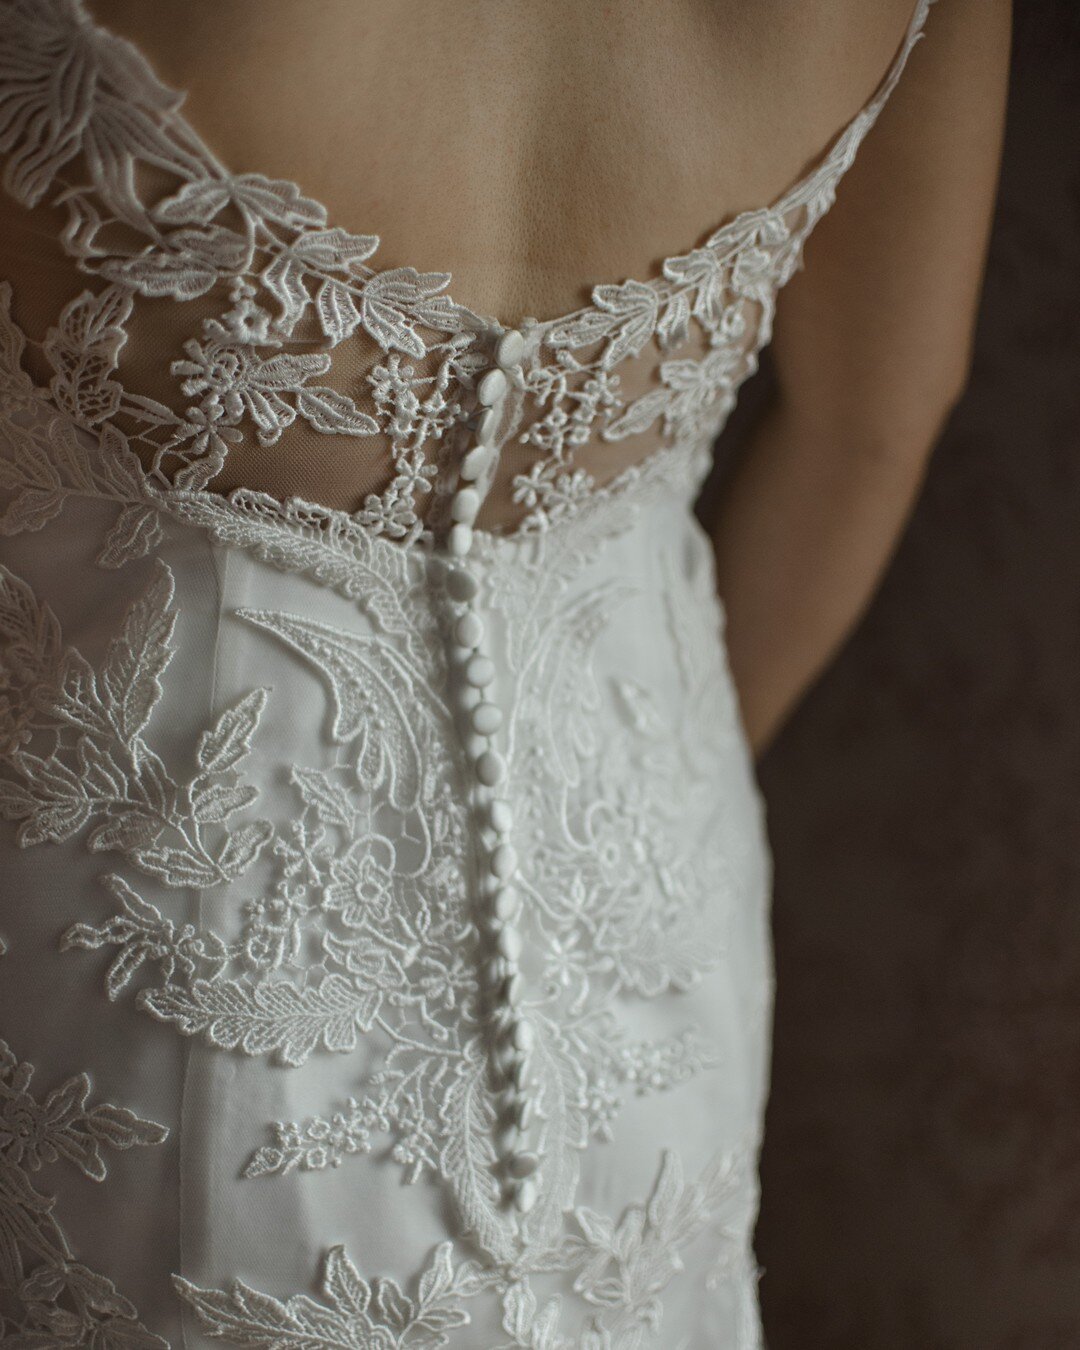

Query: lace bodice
<box><xmin>1</xmin><ymin>0</ymin><xmax>932</xmax><ymax>544</ymax></box>
<box><xmin>0</xmin><ymin>3</ymin><xmax>934</xmax><ymax>1348</ymax></box>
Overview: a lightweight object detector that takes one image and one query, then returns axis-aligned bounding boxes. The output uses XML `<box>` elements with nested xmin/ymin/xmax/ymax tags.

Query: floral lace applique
<box><xmin>174</xmin><ymin>1140</ymin><xmax>760</xmax><ymax>1350</ymax></box>
<box><xmin>0</xmin><ymin>559</ymin><xmax>271</xmax><ymax>885</ymax></box>
<box><xmin>0</xmin><ymin>941</ymin><xmax>169</xmax><ymax>1346</ymax></box>
<box><xmin>0</xmin><ymin>510</ymin><xmax>735</xmax><ymax>1263</ymax></box>
<box><xmin>174</xmin><ymin>1241</ymin><xmax>477</xmax><ymax>1350</ymax></box>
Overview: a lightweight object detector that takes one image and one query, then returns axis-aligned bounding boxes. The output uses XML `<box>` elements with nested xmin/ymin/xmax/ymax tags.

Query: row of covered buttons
<box><xmin>441</xmin><ymin>326</ymin><xmax>541</xmax><ymax>1216</ymax></box>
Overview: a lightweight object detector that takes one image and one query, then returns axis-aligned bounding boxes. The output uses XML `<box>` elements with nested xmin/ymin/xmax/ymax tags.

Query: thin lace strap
<box><xmin>830</xmin><ymin>0</ymin><xmax>938</xmax><ymax>159</ymax></box>
<box><xmin>751</xmin><ymin>0</ymin><xmax>938</xmax><ymax>230</ymax></box>
<box><xmin>865</xmin><ymin>0</ymin><xmax>937</xmax><ymax>119</ymax></box>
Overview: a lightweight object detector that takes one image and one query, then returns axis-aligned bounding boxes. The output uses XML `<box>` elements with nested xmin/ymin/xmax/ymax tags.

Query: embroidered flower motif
<box><xmin>355</xmin><ymin>485</ymin><xmax>425</xmax><ymax>541</ymax></box>
<box><xmin>171</xmin><ymin>403</ymin><xmax>244</xmax><ymax>486</ymax></box>
<box><xmin>175</xmin><ymin>340</ymin><xmax>305</xmax><ymax>442</ymax></box>
<box><xmin>323</xmin><ymin>838</ymin><xmax>397</xmax><ymax>926</ymax></box>
<box><xmin>390</xmin><ymin>447</ymin><xmax>439</xmax><ymax>502</ymax></box>
<box><xmin>0</xmin><ymin>1054</ymin><xmax>164</xmax><ymax>1178</ymax></box>
<box><xmin>545</xmin><ymin>930</ymin><xmax>602</xmax><ymax>1008</ymax></box>
<box><xmin>204</xmin><ymin>277</ymin><xmax>281</xmax><ymax>347</ymax></box>
<box><xmin>512</xmin><ymin>459</ymin><xmax>595</xmax><ymax>525</ymax></box>
<box><xmin>0</xmin><ymin>1014</ymin><xmax>168</xmax><ymax>1345</ymax></box>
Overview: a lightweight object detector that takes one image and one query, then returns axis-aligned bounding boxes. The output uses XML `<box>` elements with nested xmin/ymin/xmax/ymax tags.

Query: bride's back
<box><xmin>0</xmin><ymin>0</ymin><xmax>923</xmax><ymax>526</ymax></box>
<box><xmin>11</xmin><ymin>0</ymin><xmax>917</xmax><ymax>324</ymax></box>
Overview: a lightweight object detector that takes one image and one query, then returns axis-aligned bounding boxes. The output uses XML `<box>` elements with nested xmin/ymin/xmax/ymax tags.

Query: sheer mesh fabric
<box><xmin>0</xmin><ymin>0</ymin><xmax>932</xmax><ymax>540</ymax></box>
<box><xmin>0</xmin><ymin>171</ymin><xmax>737</xmax><ymax>537</ymax></box>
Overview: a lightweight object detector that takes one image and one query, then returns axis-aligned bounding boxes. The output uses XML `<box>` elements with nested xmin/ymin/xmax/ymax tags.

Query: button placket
<box><xmin>439</xmin><ymin>327</ymin><xmax>541</xmax><ymax>1216</ymax></box>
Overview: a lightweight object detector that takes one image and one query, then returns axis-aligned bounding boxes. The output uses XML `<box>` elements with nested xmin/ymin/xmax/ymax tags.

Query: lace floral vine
<box><xmin>174</xmin><ymin>1141</ymin><xmax>760</xmax><ymax>1350</ymax></box>
<box><xmin>0</xmin><ymin>0</ymin><xmax>897</xmax><ymax>541</ymax></box>
<box><xmin>0</xmin><ymin>939</ymin><xmax>169</xmax><ymax>1345</ymax></box>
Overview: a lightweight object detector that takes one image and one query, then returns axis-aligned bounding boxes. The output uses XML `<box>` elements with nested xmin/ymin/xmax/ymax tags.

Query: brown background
<box><xmin>717</xmin><ymin>6</ymin><xmax>1080</xmax><ymax>1345</ymax></box>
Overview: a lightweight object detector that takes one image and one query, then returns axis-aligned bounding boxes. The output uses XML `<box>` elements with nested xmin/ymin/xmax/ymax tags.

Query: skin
<box><xmin>1</xmin><ymin>0</ymin><xmax>1012</xmax><ymax>754</ymax></box>
<box><xmin>85</xmin><ymin>0</ymin><xmax>923</xmax><ymax>322</ymax></box>
<box><xmin>707</xmin><ymin>0</ymin><xmax>1012</xmax><ymax>752</ymax></box>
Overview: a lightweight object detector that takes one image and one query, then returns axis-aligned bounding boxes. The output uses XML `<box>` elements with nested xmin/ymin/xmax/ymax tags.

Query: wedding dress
<box><xmin>0</xmin><ymin>2</ymin><xmax>934</xmax><ymax>1346</ymax></box>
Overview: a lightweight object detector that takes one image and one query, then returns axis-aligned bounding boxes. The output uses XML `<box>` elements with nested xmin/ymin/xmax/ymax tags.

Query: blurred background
<box><xmin>710</xmin><ymin>4</ymin><xmax>1080</xmax><ymax>1344</ymax></box>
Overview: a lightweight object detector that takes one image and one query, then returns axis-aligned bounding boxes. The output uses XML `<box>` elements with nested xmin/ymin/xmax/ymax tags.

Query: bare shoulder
<box><xmin>770</xmin><ymin>0</ymin><xmax>1013</xmax><ymax>444</ymax></box>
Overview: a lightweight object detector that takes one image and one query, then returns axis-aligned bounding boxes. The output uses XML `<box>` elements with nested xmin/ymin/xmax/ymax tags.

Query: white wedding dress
<box><xmin>0</xmin><ymin>2</ymin><xmax>933</xmax><ymax>1346</ymax></box>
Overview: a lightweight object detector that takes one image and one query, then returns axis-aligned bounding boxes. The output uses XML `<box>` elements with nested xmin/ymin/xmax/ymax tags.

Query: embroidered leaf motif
<box><xmin>153</xmin><ymin>174</ymin><xmax>328</xmax><ymax>229</ymax></box>
<box><xmin>437</xmin><ymin>1052</ymin><xmax>511</xmax><ymax>1264</ymax></box>
<box><xmin>160</xmin><ymin>487</ymin><xmax>430</xmax><ymax>633</ymax></box>
<box><xmin>101</xmin><ymin>561</ymin><xmax>176</xmax><ymax>744</ymax></box>
<box><xmin>360</xmin><ymin>268</ymin><xmax>452</xmax><ymax>358</ymax></box>
<box><xmin>316</xmin><ymin>277</ymin><xmax>362</xmax><ymax>345</ymax></box>
<box><xmin>0</xmin><ymin>12</ymin><xmax>96</xmax><ymax>206</ymax></box>
<box><xmin>547</xmin><ymin>281</ymin><xmax>659</xmax><ymax>369</ymax></box>
<box><xmin>0</xmin><ymin>562</ymin><xmax>271</xmax><ymax>883</ymax></box>
<box><xmin>291</xmin><ymin>226</ymin><xmax>380</xmax><ymax>271</ymax></box>
<box><xmin>174</xmin><ymin>1238</ymin><xmax>472</xmax><ymax>1349</ymax></box>
<box><xmin>0</xmin><ymin>1015</ymin><xmax>169</xmax><ymax>1345</ymax></box>
<box><xmin>260</xmin><ymin>250</ymin><xmax>311</xmax><ymax>324</ymax></box>
<box><xmin>295</xmin><ymin>387</ymin><xmax>379</xmax><ymax>437</ymax></box>
<box><xmin>0</xmin><ymin>485</ymin><xmax>66</xmax><ymax>533</ymax></box>
<box><xmin>196</xmin><ymin>689</ymin><xmax>267</xmax><ymax>775</ymax></box>
<box><xmin>97</xmin><ymin>226</ymin><xmax>251</xmax><ymax>300</ymax></box>
<box><xmin>42</xmin><ymin>286</ymin><xmax>132</xmax><ymax>427</ymax></box>
<box><xmin>217</xmin><ymin>819</ymin><xmax>275</xmax><ymax>874</ymax></box>
<box><xmin>97</xmin><ymin>503</ymin><xmax>164</xmax><ymax>569</ymax></box>
<box><xmin>138</xmin><ymin>971</ymin><xmax>385</xmax><ymax>1066</ymax></box>
<box><xmin>291</xmin><ymin>765</ymin><xmax>355</xmax><ymax>829</ymax></box>
<box><xmin>602</xmin><ymin>390</ymin><xmax>668</xmax><ymax>442</ymax></box>
<box><xmin>237</xmin><ymin>608</ymin><xmax>430</xmax><ymax>810</ymax></box>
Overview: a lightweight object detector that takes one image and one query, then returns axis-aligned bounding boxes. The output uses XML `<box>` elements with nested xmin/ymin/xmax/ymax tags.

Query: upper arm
<box><xmin>770</xmin><ymin>0</ymin><xmax>1012</xmax><ymax>452</ymax></box>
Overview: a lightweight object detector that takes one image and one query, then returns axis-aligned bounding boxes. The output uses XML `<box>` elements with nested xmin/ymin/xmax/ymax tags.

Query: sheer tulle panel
<box><xmin>0</xmin><ymin>0</ymin><xmax>934</xmax><ymax>540</ymax></box>
<box><xmin>0</xmin><ymin>185</ymin><xmax>766</xmax><ymax>536</ymax></box>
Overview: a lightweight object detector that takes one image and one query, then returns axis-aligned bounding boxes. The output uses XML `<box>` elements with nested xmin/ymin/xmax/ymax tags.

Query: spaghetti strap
<box><xmin>870</xmin><ymin>0</ymin><xmax>936</xmax><ymax>119</ymax></box>
<box><xmin>757</xmin><ymin>0</ymin><xmax>937</xmax><ymax>231</ymax></box>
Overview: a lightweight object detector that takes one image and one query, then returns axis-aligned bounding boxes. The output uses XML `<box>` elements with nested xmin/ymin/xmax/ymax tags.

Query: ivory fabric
<box><xmin>0</xmin><ymin>2</ymin><xmax>932</xmax><ymax>1345</ymax></box>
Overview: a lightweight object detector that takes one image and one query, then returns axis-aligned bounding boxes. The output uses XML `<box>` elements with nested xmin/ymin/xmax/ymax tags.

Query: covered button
<box><xmin>461</xmin><ymin>444</ymin><xmax>492</xmax><ymax>481</ymax></box>
<box><xmin>454</xmin><ymin>611</ymin><xmax>484</xmax><ymax>649</ymax></box>
<box><xmin>445</xmin><ymin>566</ymin><xmax>478</xmax><ymax>603</ymax></box>
<box><xmin>497</xmin><ymin>926</ymin><xmax>523</xmax><ymax>962</ymax></box>
<box><xmin>493</xmin><ymin>888</ymin><xmax>520</xmax><ymax>923</ymax></box>
<box><xmin>477</xmin><ymin>368</ymin><xmax>508</xmax><ymax>406</ymax></box>
<box><xmin>448</xmin><ymin>523</ymin><xmax>473</xmax><ymax>557</ymax></box>
<box><xmin>475</xmin><ymin>749</ymin><xmax>505</xmax><ymax>787</ymax></box>
<box><xmin>472</xmin><ymin>702</ymin><xmax>503</xmax><ymax>736</ymax></box>
<box><xmin>451</xmin><ymin>487</ymin><xmax>480</xmax><ymax>524</ymax></box>
<box><xmin>490</xmin><ymin>842</ymin><xmax>517</xmax><ymax>879</ymax></box>
<box><xmin>465</xmin><ymin>654</ymin><xmax>495</xmax><ymax>688</ymax></box>
<box><xmin>474</xmin><ymin>409</ymin><xmax>500</xmax><ymax>449</ymax></box>
<box><xmin>513</xmin><ymin>1178</ymin><xmax>538</xmax><ymax>1213</ymax></box>
<box><xmin>496</xmin><ymin>328</ymin><xmax>525</xmax><ymax>368</ymax></box>
<box><xmin>489</xmin><ymin>798</ymin><xmax>513</xmax><ymax>833</ymax></box>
